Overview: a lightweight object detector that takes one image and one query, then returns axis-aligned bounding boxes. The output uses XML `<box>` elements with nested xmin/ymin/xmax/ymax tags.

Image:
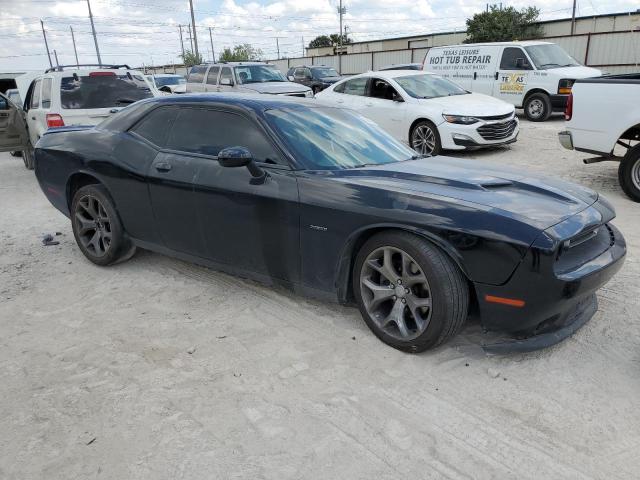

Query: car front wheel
<box><xmin>410</xmin><ymin>120</ymin><xmax>441</xmax><ymax>156</ymax></box>
<box><xmin>71</xmin><ymin>184</ymin><xmax>136</xmax><ymax>266</ymax></box>
<box><xmin>22</xmin><ymin>142</ymin><xmax>34</xmax><ymax>170</ymax></box>
<box><xmin>354</xmin><ymin>231</ymin><xmax>469</xmax><ymax>353</ymax></box>
<box><xmin>619</xmin><ymin>144</ymin><xmax>640</xmax><ymax>202</ymax></box>
<box><xmin>524</xmin><ymin>93</ymin><xmax>552</xmax><ymax>122</ymax></box>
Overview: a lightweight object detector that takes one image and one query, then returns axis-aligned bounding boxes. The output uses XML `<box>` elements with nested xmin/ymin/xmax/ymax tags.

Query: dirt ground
<box><xmin>1</xmin><ymin>115</ymin><xmax>639</xmax><ymax>479</ymax></box>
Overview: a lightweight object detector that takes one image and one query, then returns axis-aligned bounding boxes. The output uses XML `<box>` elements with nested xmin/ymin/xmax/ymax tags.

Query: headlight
<box><xmin>442</xmin><ymin>114</ymin><xmax>478</xmax><ymax>125</ymax></box>
<box><xmin>558</xmin><ymin>79</ymin><xmax>575</xmax><ymax>95</ymax></box>
<box><xmin>305</xmin><ymin>90</ymin><xmax>314</xmax><ymax>97</ymax></box>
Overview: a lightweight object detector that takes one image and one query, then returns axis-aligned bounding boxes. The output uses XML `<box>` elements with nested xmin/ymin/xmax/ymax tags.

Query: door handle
<box><xmin>336</xmin><ymin>99</ymin><xmax>344</xmax><ymax>104</ymax></box>
<box><xmin>495</xmin><ymin>72</ymin><xmax>499</xmax><ymax>80</ymax></box>
<box><xmin>365</xmin><ymin>102</ymin><xmax>374</xmax><ymax>107</ymax></box>
<box><xmin>154</xmin><ymin>161</ymin><xmax>172</xmax><ymax>172</ymax></box>
<box><xmin>31</xmin><ymin>116</ymin><xmax>36</xmax><ymax>120</ymax></box>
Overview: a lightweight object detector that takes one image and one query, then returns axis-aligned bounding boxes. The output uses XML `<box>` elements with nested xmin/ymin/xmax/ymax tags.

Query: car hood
<box><xmin>542</xmin><ymin>65</ymin><xmax>601</xmax><ymax>78</ymax></box>
<box><xmin>331</xmin><ymin>156</ymin><xmax>598</xmax><ymax>230</ymax></box>
<box><xmin>242</xmin><ymin>82</ymin><xmax>311</xmax><ymax>94</ymax></box>
<box><xmin>421</xmin><ymin>93</ymin><xmax>514</xmax><ymax>116</ymax></box>
<box><xmin>319</xmin><ymin>76</ymin><xmax>342</xmax><ymax>84</ymax></box>
<box><xmin>168</xmin><ymin>84</ymin><xmax>186</xmax><ymax>93</ymax></box>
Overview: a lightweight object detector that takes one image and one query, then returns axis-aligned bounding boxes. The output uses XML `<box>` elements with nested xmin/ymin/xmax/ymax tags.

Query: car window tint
<box><xmin>220</xmin><ymin>67</ymin><xmax>233</xmax><ymax>84</ymax></box>
<box><xmin>206</xmin><ymin>67</ymin><xmax>219</xmax><ymax>85</ymax></box>
<box><xmin>166</xmin><ymin>108</ymin><xmax>281</xmax><ymax>163</ymax></box>
<box><xmin>294</xmin><ymin>67</ymin><xmax>305</xmax><ymax>78</ymax></box>
<box><xmin>333</xmin><ymin>81</ymin><xmax>346</xmax><ymax>93</ymax></box>
<box><xmin>343</xmin><ymin>78</ymin><xmax>367</xmax><ymax>96</ymax></box>
<box><xmin>131</xmin><ymin>107</ymin><xmax>178</xmax><ymax>147</ymax></box>
<box><xmin>41</xmin><ymin>78</ymin><xmax>52</xmax><ymax>109</ymax></box>
<box><xmin>0</xmin><ymin>96</ymin><xmax>7</xmax><ymax>109</ymax></box>
<box><xmin>500</xmin><ymin>47</ymin><xmax>531</xmax><ymax>70</ymax></box>
<box><xmin>60</xmin><ymin>74</ymin><xmax>153</xmax><ymax>109</ymax></box>
<box><xmin>369</xmin><ymin>78</ymin><xmax>400</xmax><ymax>101</ymax></box>
<box><xmin>188</xmin><ymin>65</ymin><xmax>207</xmax><ymax>83</ymax></box>
<box><xmin>31</xmin><ymin>79</ymin><xmax>42</xmax><ymax>109</ymax></box>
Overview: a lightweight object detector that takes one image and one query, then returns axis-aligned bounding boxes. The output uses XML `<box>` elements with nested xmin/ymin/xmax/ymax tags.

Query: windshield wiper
<box><xmin>352</xmin><ymin>163</ymin><xmax>380</xmax><ymax>169</ymax></box>
<box><xmin>539</xmin><ymin>63</ymin><xmax>561</xmax><ymax>68</ymax></box>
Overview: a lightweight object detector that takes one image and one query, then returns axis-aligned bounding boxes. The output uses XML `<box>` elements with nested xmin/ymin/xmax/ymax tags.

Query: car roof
<box><xmin>140</xmin><ymin>92</ymin><xmax>322</xmax><ymax>111</ymax></box>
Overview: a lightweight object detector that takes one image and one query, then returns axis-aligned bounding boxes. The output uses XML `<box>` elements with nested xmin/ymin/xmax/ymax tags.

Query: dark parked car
<box><xmin>3</xmin><ymin>94</ymin><xmax>625</xmax><ymax>353</ymax></box>
<box><xmin>286</xmin><ymin>65</ymin><xmax>342</xmax><ymax>93</ymax></box>
<box><xmin>378</xmin><ymin>63</ymin><xmax>423</xmax><ymax>71</ymax></box>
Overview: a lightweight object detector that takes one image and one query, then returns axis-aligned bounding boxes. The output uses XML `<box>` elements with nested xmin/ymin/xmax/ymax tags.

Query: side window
<box><xmin>333</xmin><ymin>81</ymin><xmax>346</xmax><ymax>93</ymax></box>
<box><xmin>41</xmin><ymin>78</ymin><xmax>53</xmax><ymax>109</ymax></box>
<box><xmin>206</xmin><ymin>67</ymin><xmax>220</xmax><ymax>85</ymax></box>
<box><xmin>500</xmin><ymin>48</ymin><xmax>532</xmax><ymax>70</ymax></box>
<box><xmin>305</xmin><ymin>68</ymin><xmax>312</xmax><ymax>78</ymax></box>
<box><xmin>131</xmin><ymin>106</ymin><xmax>178</xmax><ymax>147</ymax></box>
<box><xmin>166</xmin><ymin>108</ymin><xmax>282</xmax><ymax>164</ymax></box>
<box><xmin>368</xmin><ymin>78</ymin><xmax>401</xmax><ymax>101</ymax></box>
<box><xmin>30</xmin><ymin>79</ymin><xmax>42</xmax><ymax>109</ymax></box>
<box><xmin>343</xmin><ymin>77</ymin><xmax>368</xmax><ymax>96</ymax></box>
<box><xmin>220</xmin><ymin>67</ymin><xmax>233</xmax><ymax>85</ymax></box>
<box><xmin>294</xmin><ymin>67</ymin><xmax>305</xmax><ymax>78</ymax></box>
<box><xmin>187</xmin><ymin>65</ymin><xmax>206</xmax><ymax>83</ymax></box>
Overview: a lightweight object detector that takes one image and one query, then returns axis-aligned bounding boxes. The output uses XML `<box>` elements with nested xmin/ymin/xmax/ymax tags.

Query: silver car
<box><xmin>185</xmin><ymin>62</ymin><xmax>313</xmax><ymax>97</ymax></box>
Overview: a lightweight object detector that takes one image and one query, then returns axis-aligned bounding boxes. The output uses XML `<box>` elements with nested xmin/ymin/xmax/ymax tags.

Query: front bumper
<box><xmin>558</xmin><ymin>130</ymin><xmax>574</xmax><ymax>150</ymax></box>
<box><xmin>439</xmin><ymin>117</ymin><xmax>519</xmax><ymax>150</ymax></box>
<box><xmin>474</xmin><ymin>221</ymin><xmax>626</xmax><ymax>353</ymax></box>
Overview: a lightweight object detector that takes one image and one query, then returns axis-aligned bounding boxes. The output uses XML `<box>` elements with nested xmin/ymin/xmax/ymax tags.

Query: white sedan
<box><xmin>315</xmin><ymin>70</ymin><xmax>519</xmax><ymax>155</ymax></box>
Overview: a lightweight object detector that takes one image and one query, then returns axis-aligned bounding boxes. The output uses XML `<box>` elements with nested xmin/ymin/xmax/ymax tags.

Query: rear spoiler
<box><xmin>41</xmin><ymin>125</ymin><xmax>94</xmax><ymax>135</ymax></box>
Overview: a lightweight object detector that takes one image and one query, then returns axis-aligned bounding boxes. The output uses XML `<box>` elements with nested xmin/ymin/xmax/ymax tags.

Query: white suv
<box><xmin>19</xmin><ymin>64</ymin><xmax>155</xmax><ymax>169</ymax></box>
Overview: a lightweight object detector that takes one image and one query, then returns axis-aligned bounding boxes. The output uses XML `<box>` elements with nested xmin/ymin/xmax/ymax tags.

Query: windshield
<box><xmin>155</xmin><ymin>76</ymin><xmax>186</xmax><ymax>87</ymax></box>
<box><xmin>524</xmin><ymin>44</ymin><xmax>580</xmax><ymax>70</ymax></box>
<box><xmin>61</xmin><ymin>74</ymin><xmax>153</xmax><ymax>109</ymax></box>
<box><xmin>265</xmin><ymin>106</ymin><xmax>417</xmax><ymax>170</ymax></box>
<box><xmin>313</xmin><ymin>67</ymin><xmax>339</xmax><ymax>79</ymax></box>
<box><xmin>235</xmin><ymin>65</ymin><xmax>287</xmax><ymax>84</ymax></box>
<box><xmin>394</xmin><ymin>74</ymin><xmax>467</xmax><ymax>99</ymax></box>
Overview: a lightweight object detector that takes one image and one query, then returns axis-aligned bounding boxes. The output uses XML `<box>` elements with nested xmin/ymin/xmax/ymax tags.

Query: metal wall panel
<box><xmin>587</xmin><ymin>32</ymin><xmax>640</xmax><ymax>66</ymax></box>
<box><xmin>340</xmin><ymin>53</ymin><xmax>373</xmax><ymax>74</ymax></box>
<box><xmin>372</xmin><ymin>50</ymin><xmax>412</xmax><ymax>70</ymax></box>
<box><xmin>270</xmin><ymin>59</ymin><xmax>290</xmax><ymax>73</ymax></box>
<box><xmin>411</xmin><ymin>48</ymin><xmax>430</xmax><ymax>64</ymax></box>
<box><xmin>542</xmin><ymin>35</ymin><xmax>589</xmax><ymax>64</ymax></box>
<box><xmin>312</xmin><ymin>56</ymin><xmax>339</xmax><ymax>69</ymax></box>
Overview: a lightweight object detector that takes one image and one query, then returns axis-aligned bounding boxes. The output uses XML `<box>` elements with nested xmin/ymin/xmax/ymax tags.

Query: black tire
<box><xmin>353</xmin><ymin>231</ymin><xmax>469</xmax><ymax>353</ymax></box>
<box><xmin>312</xmin><ymin>86</ymin><xmax>320</xmax><ymax>95</ymax></box>
<box><xmin>523</xmin><ymin>92</ymin><xmax>552</xmax><ymax>122</ymax></box>
<box><xmin>22</xmin><ymin>142</ymin><xmax>34</xmax><ymax>170</ymax></box>
<box><xmin>618</xmin><ymin>144</ymin><xmax>640</xmax><ymax>202</ymax></box>
<box><xmin>409</xmin><ymin>120</ymin><xmax>442</xmax><ymax>156</ymax></box>
<box><xmin>71</xmin><ymin>184</ymin><xmax>136</xmax><ymax>266</ymax></box>
<box><xmin>10</xmin><ymin>151</ymin><xmax>22</xmax><ymax>157</ymax></box>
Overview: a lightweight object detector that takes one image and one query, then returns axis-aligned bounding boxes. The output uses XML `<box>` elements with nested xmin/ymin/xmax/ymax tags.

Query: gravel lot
<box><xmin>1</xmin><ymin>116</ymin><xmax>639</xmax><ymax>479</ymax></box>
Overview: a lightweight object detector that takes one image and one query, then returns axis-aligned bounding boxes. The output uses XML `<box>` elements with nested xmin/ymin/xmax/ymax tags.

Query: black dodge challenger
<box><xmin>4</xmin><ymin>93</ymin><xmax>626</xmax><ymax>353</ymax></box>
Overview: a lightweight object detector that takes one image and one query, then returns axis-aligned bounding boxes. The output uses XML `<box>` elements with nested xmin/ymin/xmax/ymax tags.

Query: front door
<box><xmin>161</xmin><ymin>106</ymin><xmax>300</xmax><ymax>282</ymax></box>
<box><xmin>362</xmin><ymin>78</ymin><xmax>406</xmax><ymax>141</ymax></box>
<box><xmin>493</xmin><ymin>47</ymin><xmax>534</xmax><ymax>107</ymax></box>
<box><xmin>204</xmin><ymin>66</ymin><xmax>220</xmax><ymax>92</ymax></box>
<box><xmin>0</xmin><ymin>93</ymin><xmax>28</xmax><ymax>152</ymax></box>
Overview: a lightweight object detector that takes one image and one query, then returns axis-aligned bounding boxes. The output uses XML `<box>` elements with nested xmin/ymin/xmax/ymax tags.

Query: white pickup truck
<box><xmin>559</xmin><ymin>74</ymin><xmax>640</xmax><ymax>201</ymax></box>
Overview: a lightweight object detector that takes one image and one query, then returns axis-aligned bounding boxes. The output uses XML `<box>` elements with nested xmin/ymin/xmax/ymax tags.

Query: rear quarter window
<box><xmin>131</xmin><ymin>106</ymin><xmax>178</xmax><ymax>147</ymax></box>
<box><xmin>60</xmin><ymin>74</ymin><xmax>153</xmax><ymax>109</ymax></box>
<box><xmin>188</xmin><ymin>66</ymin><xmax>207</xmax><ymax>83</ymax></box>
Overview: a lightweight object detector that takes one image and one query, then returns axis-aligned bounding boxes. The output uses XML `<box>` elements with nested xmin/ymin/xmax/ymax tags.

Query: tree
<box><xmin>219</xmin><ymin>44</ymin><xmax>263</xmax><ymax>62</ymax></box>
<box><xmin>308</xmin><ymin>34</ymin><xmax>352</xmax><ymax>49</ymax></box>
<box><xmin>181</xmin><ymin>50</ymin><xmax>203</xmax><ymax>67</ymax></box>
<box><xmin>465</xmin><ymin>6</ymin><xmax>542</xmax><ymax>43</ymax></box>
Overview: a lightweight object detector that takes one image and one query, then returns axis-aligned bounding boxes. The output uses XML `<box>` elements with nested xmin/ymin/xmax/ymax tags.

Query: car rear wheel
<box><xmin>353</xmin><ymin>231</ymin><xmax>469</xmax><ymax>353</ymax></box>
<box><xmin>10</xmin><ymin>151</ymin><xmax>22</xmax><ymax>157</ymax></box>
<box><xmin>619</xmin><ymin>144</ymin><xmax>640</xmax><ymax>202</ymax></box>
<box><xmin>71</xmin><ymin>184</ymin><xmax>136</xmax><ymax>266</ymax></box>
<box><xmin>524</xmin><ymin>93</ymin><xmax>552</xmax><ymax>122</ymax></box>
<box><xmin>410</xmin><ymin>120</ymin><xmax>441</xmax><ymax>156</ymax></box>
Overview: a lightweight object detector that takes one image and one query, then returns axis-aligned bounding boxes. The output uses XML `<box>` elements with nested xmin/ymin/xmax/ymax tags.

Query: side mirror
<box><xmin>218</xmin><ymin>146</ymin><xmax>267</xmax><ymax>184</ymax></box>
<box><xmin>159</xmin><ymin>86</ymin><xmax>172</xmax><ymax>93</ymax></box>
<box><xmin>515</xmin><ymin>58</ymin><xmax>529</xmax><ymax>69</ymax></box>
<box><xmin>287</xmin><ymin>75</ymin><xmax>294</xmax><ymax>81</ymax></box>
<box><xmin>220</xmin><ymin>78</ymin><xmax>233</xmax><ymax>86</ymax></box>
<box><xmin>0</xmin><ymin>97</ymin><xmax>8</xmax><ymax>110</ymax></box>
<box><xmin>393</xmin><ymin>94</ymin><xmax>404</xmax><ymax>103</ymax></box>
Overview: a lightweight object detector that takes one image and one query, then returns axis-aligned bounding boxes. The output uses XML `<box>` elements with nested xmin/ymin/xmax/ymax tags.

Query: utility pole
<box><xmin>276</xmin><ymin>37</ymin><xmax>280</xmax><ymax>59</ymax></box>
<box><xmin>187</xmin><ymin>24</ymin><xmax>194</xmax><ymax>53</ymax></box>
<box><xmin>86</xmin><ymin>0</ymin><xmax>102</xmax><ymax>65</ymax></box>
<box><xmin>570</xmin><ymin>0</ymin><xmax>577</xmax><ymax>35</ymax></box>
<box><xmin>188</xmin><ymin>0</ymin><xmax>199</xmax><ymax>58</ymax></box>
<box><xmin>337</xmin><ymin>0</ymin><xmax>346</xmax><ymax>74</ymax></box>
<box><xmin>208</xmin><ymin>27</ymin><xmax>215</xmax><ymax>62</ymax></box>
<box><xmin>54</xmin><ymin>49</ymin><xmax>60</xmax><ymax>68</ymax></box>
<box><xmin>70</xmin><ymin>26</ymin><xmax>79</xmax><ymax>68</ymax></box>
<box><xmin>178</xmin><ymin>25</ymin><xmax>185</xmax><ymax>59</ymax></box>
<box><xmin>40</xmin><ymin>20</ymin><xmax>53</xmax><ymax>68</ymax></box>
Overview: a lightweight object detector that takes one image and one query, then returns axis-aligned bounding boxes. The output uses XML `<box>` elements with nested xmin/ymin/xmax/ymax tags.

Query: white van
<box><xmin>423</xmin><ymin>41</ymin><xmax>601</xmax><ymax>121</ymax></box>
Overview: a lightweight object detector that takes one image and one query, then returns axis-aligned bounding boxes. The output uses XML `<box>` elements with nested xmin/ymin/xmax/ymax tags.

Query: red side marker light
<box><xmin>485</xmin><ymin>295</ymin><xmax>526</xmax><ymax>308</ymax></box>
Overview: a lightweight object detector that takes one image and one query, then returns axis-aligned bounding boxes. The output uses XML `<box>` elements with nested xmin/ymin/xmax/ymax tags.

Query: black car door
<box><xmin>163</xmin><ymin>106</ymin><xmax>301</xmax><ymax>283</ymax></box>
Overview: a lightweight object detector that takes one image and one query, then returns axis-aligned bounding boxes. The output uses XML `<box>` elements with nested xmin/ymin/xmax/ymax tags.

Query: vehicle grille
<box><xmin>475</xmin><ymin>113</ymin><xmax>514</xmax><ymax>121</ymax></box>
<box><xmin>476</xmin><ymin>120</ymin><xmax>518</xmax><ymax>141</ymax></box>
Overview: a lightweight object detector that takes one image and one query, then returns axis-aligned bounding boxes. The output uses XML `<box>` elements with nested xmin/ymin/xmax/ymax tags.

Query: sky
<box><xmin>0</xmin><ymin>0</ymin><xmax>637</xmax><ymax>71</ymax></box>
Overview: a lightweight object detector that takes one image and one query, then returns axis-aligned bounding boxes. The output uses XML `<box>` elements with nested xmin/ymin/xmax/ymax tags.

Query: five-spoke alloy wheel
<box><xmin>354</xmin><ymin>231</ymin><xmax>469</xmax><ymax>352</ymax></box>
<box><xmin>71</xmin><ymin>184</ymin><xmax>135</xmax><ymax>266</ymax></box>
<box><xmin>410</xmin><ymin>120</ymin><xmax>441</xmax><ymax>156</ymax></box>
